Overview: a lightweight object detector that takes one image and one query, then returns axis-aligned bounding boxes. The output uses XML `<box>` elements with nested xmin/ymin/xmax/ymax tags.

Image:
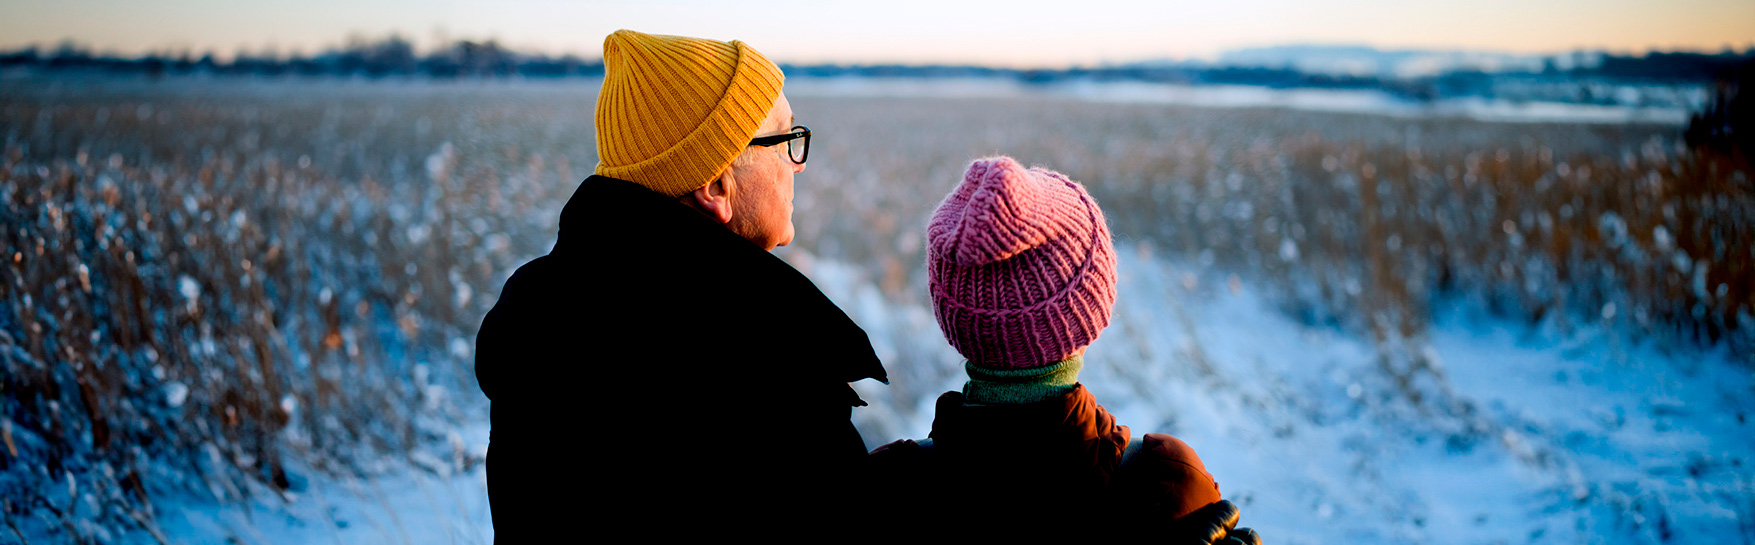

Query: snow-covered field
<box><xmin>2</xmin><ymin>77</ymin><xmax>1747</xmax><ymax>544</ymax></box>
<box><xmin>150</xmin><ymin>247</ymin><xmax>1753</xmax><ymax>544</ymax></box>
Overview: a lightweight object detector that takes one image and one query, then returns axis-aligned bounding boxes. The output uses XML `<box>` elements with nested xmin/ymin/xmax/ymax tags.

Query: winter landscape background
<box><xmin>2</xmin><ymin>67</ymin><xmax>1752</xmax><ymax>544</ymax></box>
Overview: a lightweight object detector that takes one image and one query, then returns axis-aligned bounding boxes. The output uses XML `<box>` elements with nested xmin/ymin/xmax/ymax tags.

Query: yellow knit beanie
<box><xmin>593</xmin><ymin>29</ymin><xmax>785</xmax><ymax>197</ymax></box>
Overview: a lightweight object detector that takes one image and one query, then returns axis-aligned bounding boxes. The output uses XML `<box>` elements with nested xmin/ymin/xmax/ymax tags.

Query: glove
<box><xmin>1225</xmin><ymin>527</ymin><xmax>1262</xmax><ymax>545</ymax></box>
<box><xmin>1171</xmin><ymin>500</ymin><xmax>1263</xmax><ymax>545</ymax></box>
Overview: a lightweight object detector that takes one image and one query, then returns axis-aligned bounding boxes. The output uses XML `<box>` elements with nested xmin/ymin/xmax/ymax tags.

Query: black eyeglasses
<box><xmin>749</xmin><ymin>125</ymin><xmax>810</xmax><ymax>164</ymax></box>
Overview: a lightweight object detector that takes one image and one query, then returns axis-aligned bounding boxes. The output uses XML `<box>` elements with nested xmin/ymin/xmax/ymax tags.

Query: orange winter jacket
<box><xmin>867</xmin><ymin>385</ymin><xmax>1221</xmax><ymax>530</ymax></box>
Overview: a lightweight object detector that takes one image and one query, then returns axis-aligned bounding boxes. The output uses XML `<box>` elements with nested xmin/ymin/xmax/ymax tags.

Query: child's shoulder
<box><xmin>1126</xmin><ymin>433</ymin><xmax>1206</xmax><ymax>469</ymax></box>
<box><xmin>1115</xmin><ymin>433</ymin><xmax>1223</xmax><ymax>519</ymax></box>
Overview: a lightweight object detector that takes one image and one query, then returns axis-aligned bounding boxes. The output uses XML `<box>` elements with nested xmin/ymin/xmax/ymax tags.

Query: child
<box><xmin>872</xmin><ymin>156</ymin><xmax>1225</xmax><ymax>529</ymax></box>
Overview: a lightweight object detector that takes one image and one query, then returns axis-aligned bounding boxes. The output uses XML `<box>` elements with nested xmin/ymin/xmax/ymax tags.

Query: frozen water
<box><xmin>786</xmin><ymin>76</ymin><xmax>1696</xmax><ymax>125</ymax></box>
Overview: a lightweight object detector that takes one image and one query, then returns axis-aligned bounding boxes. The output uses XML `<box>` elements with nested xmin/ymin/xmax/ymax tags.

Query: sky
<box><xmin>3</xmin><ymin>0</ymin><xmax>1753</xmax><ymax>68</ymax></box>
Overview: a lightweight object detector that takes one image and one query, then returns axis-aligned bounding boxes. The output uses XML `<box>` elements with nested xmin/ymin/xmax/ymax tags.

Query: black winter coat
<box><xmin>475</xmin><ymin>176</ymin><xmax>888</xmax><ymax>541</ymax></box>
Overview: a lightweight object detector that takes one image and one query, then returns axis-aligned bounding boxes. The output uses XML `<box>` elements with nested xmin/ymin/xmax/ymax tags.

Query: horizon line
<box><xmin>7</xmin><ymin>35</ymin><xmax>1755</xmax><ymax>71</ymax></box>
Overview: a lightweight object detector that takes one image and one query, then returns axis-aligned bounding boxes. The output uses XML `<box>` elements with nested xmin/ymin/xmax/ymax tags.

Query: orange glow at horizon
<box><xmin>1</xmin><ymin>0</ymin><xmax>1751</xmax><ymax>68</ymax></box>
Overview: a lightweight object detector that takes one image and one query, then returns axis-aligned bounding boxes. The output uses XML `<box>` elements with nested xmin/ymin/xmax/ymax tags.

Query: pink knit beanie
<box><xmin>927</xmin><ymin>156</ymin><xmax>1118</xmax><ymax>369</ymax></box>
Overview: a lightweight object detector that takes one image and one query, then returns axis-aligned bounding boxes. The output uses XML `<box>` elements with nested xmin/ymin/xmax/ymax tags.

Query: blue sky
<box><xmin>3</xmin><ymin>0</ymin><xmax>1752</xmax><ymax>67</ymax></box>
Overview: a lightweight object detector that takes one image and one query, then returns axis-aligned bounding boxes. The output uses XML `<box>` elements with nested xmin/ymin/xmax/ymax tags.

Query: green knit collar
<box><xmin>961</xmin><ymin>355</ymin><xmax>1083</xmax><ymax>405</ymax></box>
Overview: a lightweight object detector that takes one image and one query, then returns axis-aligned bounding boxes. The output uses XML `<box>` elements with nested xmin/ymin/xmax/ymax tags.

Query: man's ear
<box><xmin>688</xmin><ymin>175</ymin><xmax>735</xmax><ymax>225</ymax></box>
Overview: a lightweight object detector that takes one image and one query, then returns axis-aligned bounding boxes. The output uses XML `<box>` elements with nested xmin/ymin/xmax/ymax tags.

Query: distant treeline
<box><xmin>2</xmin><ymin>35</ymin><xmax>1751</xmax><ymax>89</ymax></box>
<box><xmin>1686</xmin><ymin>61</ymin><xmax>1754</xmax><ymax>166</ymax></box>
<box><xmin>0</xmin><ymin>35</ymin><xmax>604</xmax><ymax>78</ymax></box>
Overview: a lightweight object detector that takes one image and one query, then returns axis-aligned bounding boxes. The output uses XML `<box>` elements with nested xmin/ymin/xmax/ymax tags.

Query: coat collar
<box><xmin>931</xmin><ymin>384</ymin><xmax>1128</xmax><ymax>460</ymax></box>
<box><xmin>553</xmin><ymin>175</ymin><xmax>889</xmax><ymax>389</ymax></box>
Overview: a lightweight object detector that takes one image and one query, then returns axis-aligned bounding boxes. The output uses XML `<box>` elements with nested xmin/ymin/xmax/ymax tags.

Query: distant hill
<box><xmin>1211</xmin><ymin>44</ymin><xmax>1547</xmax><ymax>78</ymax></box>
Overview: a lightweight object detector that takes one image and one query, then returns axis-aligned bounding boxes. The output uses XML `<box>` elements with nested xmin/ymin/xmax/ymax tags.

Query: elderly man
<box><xmin>474</xmin><ymin>30</ymin><xmax>885</xmax><ymax>537</ymax></box>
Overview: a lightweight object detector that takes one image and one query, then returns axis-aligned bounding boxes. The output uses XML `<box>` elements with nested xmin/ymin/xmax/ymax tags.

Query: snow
<box><xmin>150</xmin><ymin>424</ymin><xmax>494</xmax><ymax>545</ymax></box>
<box><xmin>67</xmin><ymin>75</ymin><xmax>1739</xmax><ymax>543</ymax></box>
<box><xmin>816</xmin><ymin>247</ymin><xmax>1754</xmax><ymax>543</ymax></box>
<box><xmin>148</xmin><ymin>246</ymin><xmax>1752</xmax><ymax>543</ymax></box>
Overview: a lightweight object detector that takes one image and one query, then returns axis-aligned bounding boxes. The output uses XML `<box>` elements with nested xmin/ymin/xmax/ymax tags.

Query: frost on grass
<box><xmin>2</xmin><ymin>76</ymin><xmax>1751</xmax><ymax>543</ymax></box>
<box><xmin>1</xmin><ymin>79</ymin><xmax>587</xmax><ymax>542</ymax></box>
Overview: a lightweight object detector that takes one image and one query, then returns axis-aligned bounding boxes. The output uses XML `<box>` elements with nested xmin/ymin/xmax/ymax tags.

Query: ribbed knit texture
<box><xmin>962</xmin><ymin>356</ymin><xmax>1084</xmax><ymax>405</ymax></box>
<box><xmin>593</xmin><ymin>30</ymin><xmax>785</xmax><ymax>197</ymax></box>
<box><xmin>928</xmin><ymin>157</ymin><xmax>1118</xmax><ymax>369</ymax></box>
